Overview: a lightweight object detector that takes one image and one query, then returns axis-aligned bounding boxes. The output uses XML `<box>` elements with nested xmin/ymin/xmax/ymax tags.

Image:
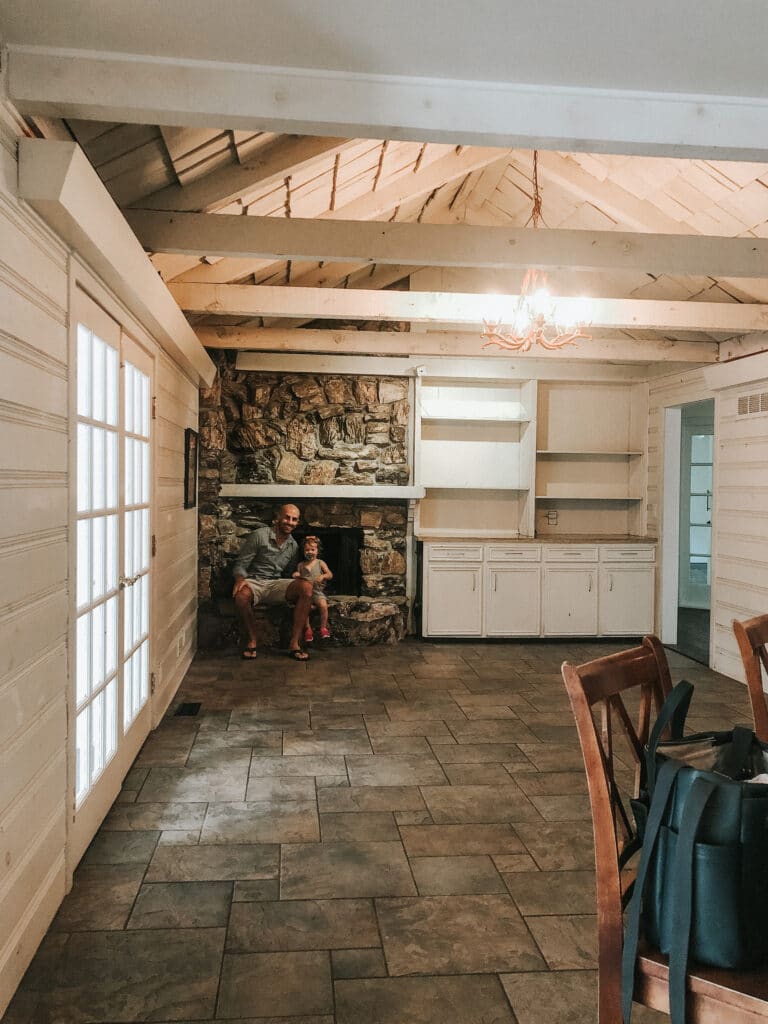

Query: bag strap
<box><xmin>621</xmin><ymin>758</ymin><xmax>687</xmax><ymax>1024</ymax></box>
<box><xmin>716</xmin><ymin>724</ymin><xmax>756</xmax><ymax>780</ymax></box>
<box><xmin>646</xmin><ymin>681</ymin><xmax>694</xmax><ymax>792</ymax></box>
<box><xmin>668</xmin><ymin>776</ymin><xmax>717</xmax><ymax>1024</ymax></box>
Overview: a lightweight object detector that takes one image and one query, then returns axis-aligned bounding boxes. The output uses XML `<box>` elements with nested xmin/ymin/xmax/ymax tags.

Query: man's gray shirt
<box><xmin>232</xmin><ymin>526</ymin><xmax>299</xmax><ymax>581</ymax></box>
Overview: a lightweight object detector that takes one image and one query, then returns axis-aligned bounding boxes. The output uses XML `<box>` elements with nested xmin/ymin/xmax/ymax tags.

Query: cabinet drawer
<box><xmin>600</xmin><ymin>545</ymin><xmax>655</xmax><ymax>563</ymax></box>
<box><xmin>485</xmin><ymin>544</ymin><xmax>541</xmax><ymax>562</ymax></box>
<box><xmin>543</xmin><ymin>545</ymin><xmax>599</xmax><ymax>562</ymax></box>
<box><xmin>426</xmin><ymin>543</ymin><xmax>483</xmax><ymax>562</ymax></box>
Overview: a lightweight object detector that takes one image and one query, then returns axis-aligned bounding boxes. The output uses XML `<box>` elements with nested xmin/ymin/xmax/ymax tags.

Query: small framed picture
<box><xmin>184</xmin><ymin>428</ymin><xmax>198</xmax><ymax>509</ymax></box>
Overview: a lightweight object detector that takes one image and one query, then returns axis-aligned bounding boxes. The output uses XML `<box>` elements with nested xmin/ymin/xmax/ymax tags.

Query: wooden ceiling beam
<box><xmin>165</xmin><ymin>145</ymin><xmax>506</xmax><ymax>286</ymax></box>
<box><xmin>195</xmin><ymin>325</ymin><xmax>718</xmax><ymax>363</ymax></box>
<box><xmin>169</xmin><ymin>282</ymin><xmax>768</xmax><ymax>334</ymax></box>
<box><xmin>128</xmin><ymin>209</ymin><xmax>768</xmax><ymax>279</ymax></box>
<box><xmin>9</xmin><ymin>45</ymin><xmax>768</xmax><ymax>161</ymax></box>
<box><xmin>132</xmin><ymin>135</ymin><xmax>357</xmax><ymax>213</ymax></box>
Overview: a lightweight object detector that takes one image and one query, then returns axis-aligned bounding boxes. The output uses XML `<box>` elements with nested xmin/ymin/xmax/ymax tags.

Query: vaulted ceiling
<box><xmin>4</xmin><ymin>1</ymin><xmax>768</xmax><ymax>367</ymax></box>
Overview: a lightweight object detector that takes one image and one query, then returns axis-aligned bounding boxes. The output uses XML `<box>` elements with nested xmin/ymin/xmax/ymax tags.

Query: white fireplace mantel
<box><xmin>219</xmin><ymin>484</ymin><xmax>426</xmax><ymax>499</ymax></box>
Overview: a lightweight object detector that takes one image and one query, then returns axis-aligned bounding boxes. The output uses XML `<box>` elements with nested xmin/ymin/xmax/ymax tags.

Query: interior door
<box><xmin>678</xmin><ymin>405</ymin><xmax>714</xmax><ymax>610</ymax></box>
<box><xmin>71</xmin><ymin>291</ymin><xmax>154</xmax><ymax>865</ymax></box>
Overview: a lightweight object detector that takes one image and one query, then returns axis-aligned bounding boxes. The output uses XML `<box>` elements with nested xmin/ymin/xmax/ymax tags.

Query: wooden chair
<box><xmin>562</xmin><ymin>634</ymin><xmax>768</xmax><ymax>1023</ymax></box>
<box><xmin>732</xmin><ymin>613</ymin><xmax>768</xmax><ymax>742</ymax></box>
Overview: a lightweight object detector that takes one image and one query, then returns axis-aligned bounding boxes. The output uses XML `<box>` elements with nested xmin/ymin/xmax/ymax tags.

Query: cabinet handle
<box><xmin>493</xmin><ymin>573</ymin><xmax>497</xmax><ymax>592</ymax></box>
<box><xmin>588</xmin><ymin>574</ymin><xmax>593</xmax><ymax>593</ymax></box>
<box><xmin>609</xmin><ymin>574</ymin><xmax>613</xmax><ymax>592</ymax></box>
<box><xmin>473</xmin><ymin>577</ymin><xmax>476</xmax><ymax>592</ymax></box>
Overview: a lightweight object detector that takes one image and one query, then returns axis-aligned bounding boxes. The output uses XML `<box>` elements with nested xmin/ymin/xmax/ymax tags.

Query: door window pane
<box><xmin>691</xmin><ymin>434</ymin><xmax>713</xmax><ymax>463</ymax></box>
<box><xmin>690</xmin><ymin>525</ymin><xmax>711</xmax><ymax>556</ymax></box>
<box><xmin>691</xmin><ymin>465</ymin><xmax>713</xmax><ymax>492</ymax></box>
<box><xmin>689</xmin><ymin>555</ymin><xmax>711</xmax><ymax>586</ymax></box>
<box><xmin>690</xmin><ymin>495</ymin><xmax>711</xmax><ymax>524</ymax></box>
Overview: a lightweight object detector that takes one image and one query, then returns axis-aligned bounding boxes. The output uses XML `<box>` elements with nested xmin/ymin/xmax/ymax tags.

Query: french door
<box><xmin>71</xmin><ymin>291</ymin><xmax>153</xmax><ymax>864</ymax></box>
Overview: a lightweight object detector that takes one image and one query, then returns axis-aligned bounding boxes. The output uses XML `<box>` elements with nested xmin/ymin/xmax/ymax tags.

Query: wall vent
<box><xmin>737</xmin><ymin>392</ymin><xmax>768</xmax><ymax>416</ymax></box>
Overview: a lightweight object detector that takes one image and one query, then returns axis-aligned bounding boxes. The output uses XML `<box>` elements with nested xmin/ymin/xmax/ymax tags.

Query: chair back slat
<box><xmin>562</xmin><ymin>635</ymin><xmax>674</xmax><ymax>1024</ymax></box>
<box><xmin>733</xmin><ymin>614</ymin><xmax>768</xmax><ymax>742</ymax></box>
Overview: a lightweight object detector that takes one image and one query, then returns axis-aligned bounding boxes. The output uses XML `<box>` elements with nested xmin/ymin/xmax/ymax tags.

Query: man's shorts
<box><xmin>244</xmin><ymin>578</ymin><xmax>293</xmax><ymax>605</ymax></box>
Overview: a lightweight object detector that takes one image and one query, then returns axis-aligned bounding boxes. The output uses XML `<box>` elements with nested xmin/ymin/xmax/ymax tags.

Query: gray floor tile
<box><xmin>376</xmin><ymin>894</ymin><xmax>546</xmax><ymax>974</ymax></box>
<box><xmin>51</xmin><ymin>864</ymin><xmax>146</xmax><ymax>931</ymax></box>
<box><xmin>281</xmin><ymin>842</ymin><xmax>417</xmax><ymax>899</ymax></box>
<box><xmin>201</xmin><ymin>800</ymin><xmax>320</xmax><ymax>843</ymax></box>
<box><xmin>335</xmin><ymin>976</ymin><xmax>516</xmax><ymax>1024</ymax></box>
<box><xmin>218</xmin><ymin>951</ymin><xmax>333</xmax><ymax>1018</ymax></box>
<box><xmin>20</xmin><ymin>928</ymin><xmax>224</xmax><ymax>1022</ymax></box>
<box><xmin>346</xmin><ymin>754</ymin><xmax>448</xmax><ymax>787</ymax></box>
<box><xmin>504</xmin><ymin>870</ymin><xmax>596</xmax><ymax>915</ymax></box>
<box><xmin>317</xmin><ymin>785</ymin><xmax>426</xmax><ymax>813</ymax></box>
<box><xmin>526</xmin><ymin>915</ymin><xmax>598</xmax><ymax>970</ymax></box>
<box><xmin>400</xmin><ymin>823</ymin><xmax>524</xmax><ymax>857</ymax></box>
<box><xmin>145</xmin><ymin>843</ymin><xmax>278</xmax><ymax>882</ymax></box>
<box><xmin>126</xmin><ymin>881</ymin><xmax>232</xmax><ymax>928</ymax></box>
<box><xmin>410</xmin><ymin>855</ymin><xmax>506</xmax><ymax>895</ymax></box>
<box><xmin>227</xmin><ymin>898</ymin><xmax>380</xmax><ymax>951</ymax></box>
<box><xmin>320</xmin><ymin>811</ymin><xmax>400</xmax><ymax>841</ymax></box>
<box><xmin>420</xmin><ymin>784</ymin><xmax>540</xmax><ymax>823</ymax></box>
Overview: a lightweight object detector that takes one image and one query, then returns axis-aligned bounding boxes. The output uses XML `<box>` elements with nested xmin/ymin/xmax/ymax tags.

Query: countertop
<box><xmin>419</xmin><ymin>535</ymin><xmax>657</xmax><ymax>544</ymax></box>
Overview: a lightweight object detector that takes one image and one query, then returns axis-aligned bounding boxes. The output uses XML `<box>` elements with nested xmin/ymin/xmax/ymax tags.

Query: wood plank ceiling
<box><xmin>60</xmin><ymin>119</ymin><xmax>768</xmax><ymax>359</ymax></box>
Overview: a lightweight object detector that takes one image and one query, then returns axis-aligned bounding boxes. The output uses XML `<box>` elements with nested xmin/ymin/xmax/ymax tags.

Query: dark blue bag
<box><xmin>622</xmin><ymin>681</ymin><xmax>768</xmax><ymax>1023</ymax></box>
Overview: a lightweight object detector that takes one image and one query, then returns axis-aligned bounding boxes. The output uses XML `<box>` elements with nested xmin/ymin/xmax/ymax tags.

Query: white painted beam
<box><xmin>8</xmin><ymin>45</ymin><xmax>768</xmax><ymax>161</ymax></box>
<box><xmin>171</xmin><ymin>282</ymin><xmax>768</xmax><ymax>334</ymax></box>
<box><xmin>18</xmin><ymin>139</ymin><xmax>216</xmax><ymax>385</ymax></box>
<box><xmin>198</xmin><ymin>325</ymin><xmax>717</xmax><ymax>363</ymax></box>
<box><xmin>128</xmin><ymin>210</ymin><xmax>768</xmax><ymax>279</ymax></box>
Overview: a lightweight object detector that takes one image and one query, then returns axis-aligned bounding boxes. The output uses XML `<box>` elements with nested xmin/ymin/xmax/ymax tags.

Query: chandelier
<box><xmin>481</xmin><ymin>152</ymin><xmax>592</xmax><ymax>352</ymax></box>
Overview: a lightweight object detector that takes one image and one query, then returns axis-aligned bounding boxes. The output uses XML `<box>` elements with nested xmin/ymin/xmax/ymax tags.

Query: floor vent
<box><xmin>174</xmin><ymin>701</ymin><xmax>201</xmax><ymax>716</ymax></box>
<box><xmin>737</xmin><ymin>391</ymin><xmax>768</xmax><ymax>415</ymax></box>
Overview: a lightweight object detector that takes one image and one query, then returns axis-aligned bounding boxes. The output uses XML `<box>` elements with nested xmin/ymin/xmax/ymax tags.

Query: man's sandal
<box><xmin>242</xmin><ymin>645</ymin><xmax>258</xmax><ymax>660</ymax></box>
<box><xmin>288</xmin><ymin>648</ymin><xmax>310</xmax><ymax>661</ymax></box>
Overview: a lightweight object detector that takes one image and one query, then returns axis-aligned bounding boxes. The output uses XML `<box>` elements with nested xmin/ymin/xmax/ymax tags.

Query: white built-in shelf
<box><xmin>423</xmin><ymin>413</ymin><xmax>530</xmax><ymax>424</ymax></box>
<box><xmin>416</xmin><ymin>527</ymin><xmax>524</xmax><ymax>539</ymax></box>
<box><xmin>535</xmin><ymin>494</ymin><xmax>643</xmax><ymax>502</ymax></box>
<box><xmin>536</xmin><ymin>450</ymin><xmax>643</xmax><ymax>456</ymax></box>
<box><xmin>220</xmin><ymin>484</ymin><xmax>426</xmax><ymax>499</ymax></box>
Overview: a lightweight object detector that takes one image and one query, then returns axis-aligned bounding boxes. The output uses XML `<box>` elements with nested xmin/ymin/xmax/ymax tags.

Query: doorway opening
<box><xmin>661</xmin><ymin>399</ymin><xmax>713</xmax><ymax>664</ymax></box>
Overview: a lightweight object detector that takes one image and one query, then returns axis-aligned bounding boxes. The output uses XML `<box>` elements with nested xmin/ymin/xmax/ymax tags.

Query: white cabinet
<box><xmin>598</xmin><ymin>566</ymin><xmax>654</xmax><ymax>635</ymax></box>
<box><xmin>543</xmin><ymin>566</ymin><xmax>598</xmax><ymax>636</ymax></box>
<box><xmin>542</xmin><ymin>544</ymin><xmax>655</xmax><ymax>637</ymax></box>
<box><xmin>485</xmin><ymin>564</ymin><xmax>541</xmax><ymax>636</ymax></box>
<box><xmin>423</xmin><ymin>544</ymin><xmax>483</xmax><ymax>636</ymax></box>
<box><xmin>423</xmin><ymin>542</ymin><xmax>540</xmax><ymax>637</ymax></box>
<box><xmin>423</xmin><ymin>541</ymin><xmax>654</xmax><ymax>638</ymax></box>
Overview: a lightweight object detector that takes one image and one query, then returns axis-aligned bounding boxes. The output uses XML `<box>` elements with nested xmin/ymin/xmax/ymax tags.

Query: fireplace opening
<box><xmin>295</xmin><ymin>527</ymin><xmax>364</xmax><ymax>597</ymax></box>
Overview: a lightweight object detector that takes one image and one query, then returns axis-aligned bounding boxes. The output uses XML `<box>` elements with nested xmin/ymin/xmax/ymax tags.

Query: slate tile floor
<box><xmin>6</xmin><ymin>639</ymin><xmax>754</xmax><ymax>1024</ymax></box>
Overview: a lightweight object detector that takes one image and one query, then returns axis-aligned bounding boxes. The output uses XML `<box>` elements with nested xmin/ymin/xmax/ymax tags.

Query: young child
<box><xmin>292</xmin><ymin>535</ymin><xmax>333</xmax><ymax>642</ymax></box>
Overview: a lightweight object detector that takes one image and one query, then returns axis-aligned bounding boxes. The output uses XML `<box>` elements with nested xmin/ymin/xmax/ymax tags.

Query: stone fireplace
<box><xmin>197</xmin><ymin>355</ymin><xmax>413</xmax><ymax>648</ymax></box>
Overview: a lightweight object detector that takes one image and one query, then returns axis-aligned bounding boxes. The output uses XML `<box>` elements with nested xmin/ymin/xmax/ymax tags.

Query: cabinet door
<box><xmin>485</xmin><ymin>566</ymin><xmax>541</xmax><ymax>636</ymax></box>
<box><xmin>424</xmin><ymin>564</ymin><xmax>483</xmax><ymax>636</ymax></box>
<box><xmin>542</xmin><ymin>567</ymin><xmax>598</xmax><ymax>636</ymax></box>
<box><xmin>599</xmin><ymin>566</ymin><xmax>655</xmax><ymax>636</ymax></box>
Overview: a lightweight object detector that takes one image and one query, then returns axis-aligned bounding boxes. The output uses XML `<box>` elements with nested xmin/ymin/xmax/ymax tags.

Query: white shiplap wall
<box><xmin>648</xmin><ymin>362</ymin><xmax>768</xmax><ymax>682</ymax></box>
<box><xmin>0</xmin><ymin>112</ymin><xmax>199</xmax><ymax>1015</ymax></box>
<box><xmin>0</xmin><ymin>115</ymin><xmax>69</xmax><ymax>1014</ymax></box>
<box><xmin>710</xmin><ymin>378</ymin><xmax>768</xmax><ymax>680</ymax></box>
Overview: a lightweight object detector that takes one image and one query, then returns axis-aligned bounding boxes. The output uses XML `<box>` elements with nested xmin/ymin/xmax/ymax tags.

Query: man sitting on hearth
<box><xmin>231</xmin><ymin>503</ymin><xmax>313</xmax><ymax>661</ymax></box>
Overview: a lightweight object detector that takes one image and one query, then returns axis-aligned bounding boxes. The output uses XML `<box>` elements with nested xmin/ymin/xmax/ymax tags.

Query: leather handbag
<box><xmin>621</xmin><ymin>680</ymin><xmax>768</xmax><ymax>1024</ymax></box>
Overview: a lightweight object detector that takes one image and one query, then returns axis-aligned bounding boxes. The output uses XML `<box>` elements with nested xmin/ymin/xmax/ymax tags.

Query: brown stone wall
<box><xmin>198</xmin><ymin>353</ymin><xmax>410</xmax><ymax>495</ymax></box>
<box><xmin>197</xmin><ymin>354</ymin><xmax>412</xmax><ymax>647</ymax></box>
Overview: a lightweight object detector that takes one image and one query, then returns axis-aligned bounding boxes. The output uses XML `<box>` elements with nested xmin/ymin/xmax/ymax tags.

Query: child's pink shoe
<box><xmin>319</xmin><ymin>627</ymin><xmax>331</xmax><ymax>641</ymax></box>
<box><xmin>304</xmin><ymin>626</ymin><xmax>314</xmax><ymax>643</ymax></box>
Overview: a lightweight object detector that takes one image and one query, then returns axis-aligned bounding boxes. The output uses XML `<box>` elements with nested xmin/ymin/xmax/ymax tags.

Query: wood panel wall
<box><xmin>0</xmin><ymin>111</ymin><xmax>199</xmax><ymax>1015</ymax></box>
<box><xmin>648</xmin><ymin>363</ymin><xmax>768</xmax><ymax>682</ymax></box>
